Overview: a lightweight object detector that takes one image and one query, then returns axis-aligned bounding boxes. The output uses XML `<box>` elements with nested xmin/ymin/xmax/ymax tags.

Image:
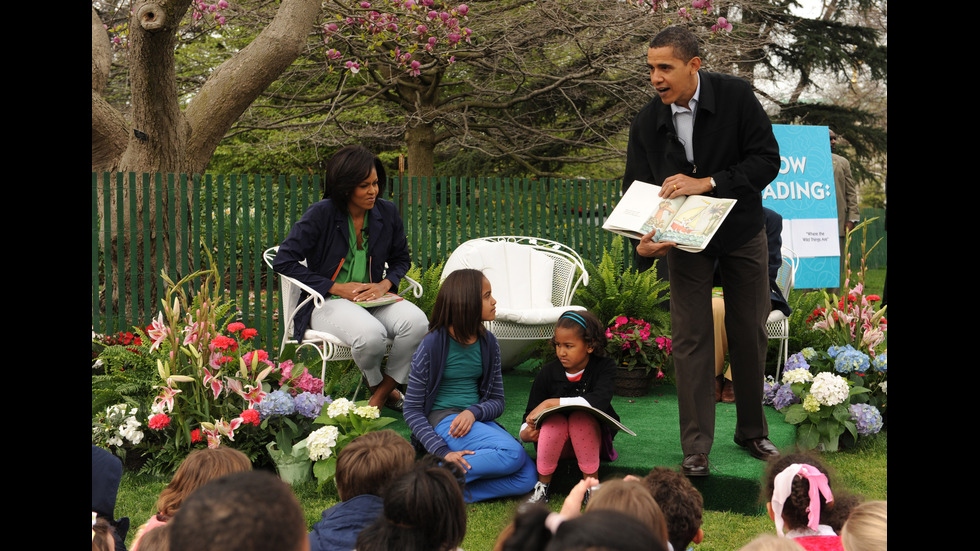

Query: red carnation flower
<box><xmin>240</xmin><ymin>408</ymin><xmax>260</xmax><ymax>426</ymax></box>
<box><xmin>148</xmin><ymin>413</ymin><xmax>171</xmax><ymax>430</ymax></box>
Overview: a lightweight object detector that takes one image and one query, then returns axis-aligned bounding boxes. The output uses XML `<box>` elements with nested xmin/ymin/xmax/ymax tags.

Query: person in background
<box><xmin>354</xmin><ymin>456</ymin><xmax>468</xmax><ymax>551</ymax></box>
<box><xmin>92</xmin><ymin>445</ymin><xmax>130</xmax><ymax>551</ymax></box>
<box><xmin>641</xmin><ymin>466</ymin><xmax>706</xmax><ymax>551</ymax></box>
<box><xmin>308</xmin><ymin>430</ymin><xmax>416</xmax><ymax>551</ymax></box>
<box><xmin>130</xmin><ymin>446</ymin><xmax>252</xmax><ymax>551</ymax></box>
<box><xmin>830</xmin><ymin>129</ymin><xmax>859</xmax><ymax>295</ymax></box>
<box><xmin>840</xmin><ymin>500</ymin><xmax>886</xmax><ymax>551</ymax></box>
<box><xmin>168</xmin><ymin>470</ymin><xmax>309</xmax><ymax>551</ymax></box>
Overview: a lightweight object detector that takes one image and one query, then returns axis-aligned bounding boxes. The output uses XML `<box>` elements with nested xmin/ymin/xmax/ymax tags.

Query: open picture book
<box><xmin>602</xmin><ymin>180</ymin><xmax>737</xmax><ymax>253</ymax></box>
<box><xmin>534</xmin><ymin>404</ymin><xmax>636</xmax><ymax>436</ymax></box>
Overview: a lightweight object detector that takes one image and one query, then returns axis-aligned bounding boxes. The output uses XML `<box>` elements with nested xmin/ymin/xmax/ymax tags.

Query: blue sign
<box><xmin>763</xmin><ymin>125</ymin><xmax>839</xmax><ymax>289</ymax></box>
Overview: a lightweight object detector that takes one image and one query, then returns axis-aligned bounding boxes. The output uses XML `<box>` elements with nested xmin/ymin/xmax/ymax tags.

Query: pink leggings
<box><xmin>535</xmin><ymin>411</ymin><xmax>601</xmax><ymax>476</ymax></box>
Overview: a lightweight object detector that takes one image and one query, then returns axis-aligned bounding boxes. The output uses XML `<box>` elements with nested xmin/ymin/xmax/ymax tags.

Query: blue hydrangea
<box><xmin>772</xmin><ymin>384</ymin><xmax>800</xmax><ymax>410</ymax></box>
<box><xmin>871</xmin><ymin>352</ymin><xmax>887</xmax><ymax>374</ymax></box>
<box><xmin>762</xmin><ymin>376</ymin><xmax>780</xmax><ymax>406</ymax></box>
<box><xmin>256</xmin><ymin>390</ymin><xmax>295</xmax><ymax>420</ymax></box>
<box><xmin>294</xmin><ymin>392</ymin><xmax>326</xmax><ymax>419</ymax></box>
<box><xmin>827</xmin><ymin>344</ymin><xmax>852</xmax><ymax>358</ymax></box>
<box><xmin>834</xmin><ymin>347</ymin><xmax>870</xmax><ymax>374</ymax></box>
<box><xmin>848</xmin><ymin>403</ymin><xmax>883</xmax><ymax>436</ymax></box>
<box><xmin>783</xmin><ymin>352</ymin><xmax>810</xmax><ymax>373</ymax></box>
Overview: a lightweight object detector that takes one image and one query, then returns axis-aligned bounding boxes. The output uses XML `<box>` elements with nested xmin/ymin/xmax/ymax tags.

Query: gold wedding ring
<box><xmin>673</xmin><ymin>184</ymin><xmax>677</xmax><ymax>190</ymax></box>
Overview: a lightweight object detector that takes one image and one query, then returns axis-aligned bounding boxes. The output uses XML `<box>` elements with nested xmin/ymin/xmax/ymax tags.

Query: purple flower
<box><xmin>762</xmin><ymin>377</ymin><xmax>780</xmax><ymax>406</ymax></box>
<box><xmin>256</xmin><ymin>390</ymin><xmax>295</xmax><ymax>420</ymax></box>
<box><xmin>848</xmin><ymin>403</ymin><xmax>883</xmax><ymax>436</ymax></box>
<box><xmin>294</xmin><ymin>392</ymin><xmax>326</xmax><ymax>419</ymax></box>
<box><xmin>772</xmin><ymin>384</ymin><xmax>799</xmax><ymax>410</ymax></box>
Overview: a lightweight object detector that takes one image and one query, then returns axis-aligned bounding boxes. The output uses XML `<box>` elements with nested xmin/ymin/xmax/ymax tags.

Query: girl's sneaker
<box><xmin>526</xmin><ymin>481</ymin><xmax>550</xmax><ymax>504</ymax></box>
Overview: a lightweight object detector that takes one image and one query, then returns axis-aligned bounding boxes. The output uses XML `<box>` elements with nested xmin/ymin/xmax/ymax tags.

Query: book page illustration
<box><xmin>656</xmin><ymin>197</ymin><xmax>731</xmax><ymax>248</ymax></box>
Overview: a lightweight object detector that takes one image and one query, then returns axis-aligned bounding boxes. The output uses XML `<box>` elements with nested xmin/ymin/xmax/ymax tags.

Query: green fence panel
<box><xmin>92</xmin><ymin>172</ymin><xmax>887</xmax><ymax>357</ymax></box>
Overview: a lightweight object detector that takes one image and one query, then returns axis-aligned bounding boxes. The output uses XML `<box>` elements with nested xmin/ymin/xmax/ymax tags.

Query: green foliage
<box><xmin>786</xmin><ymin>291</ymin><xmax>835</xmax><ymax>354</ymax></box>
<box><xmin>400</xmin><ymin>260</ymin><xmax>445</xmax><ymax>321</ymax></box>
<box><xmin>573</xmin><ymin>236</ymin><xmax>670</xmax><ymax>335</ymax></box>
<box><xmin>91</xmin><ymin>343</ymin><xmax>159</xmax><ymax>417</ymax></box>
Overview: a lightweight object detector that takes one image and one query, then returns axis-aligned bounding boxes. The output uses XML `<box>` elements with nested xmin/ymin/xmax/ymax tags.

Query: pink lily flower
<box><xmin>147</xmin><ymin>313</ymin><xmax>169</xmax><ymax>352</ymax></box>
<box><xmin>153</xmin><ymin>385</ymin><xmax>182</xmax><ymax>413</ymax></box>
<box><xmin>241</xmin><ymin>384</ymin><xmax>267</xmax><ymax>408</ymax></box>
<box><xmin>202</xmin><ymin>367</ymin><xmax>224</xmax><ymax>400</ymax></box>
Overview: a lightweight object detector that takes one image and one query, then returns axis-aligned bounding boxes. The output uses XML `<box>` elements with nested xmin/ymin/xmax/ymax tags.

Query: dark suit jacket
<box><xmin>273</xmin><ymin>198</ymin><xmax>411</xmax><ymax>340</ymax></box>
<box><xmin>622</xmin><ymin>70</ymin><xmax>780</xmax><ymax>270</ymax></box>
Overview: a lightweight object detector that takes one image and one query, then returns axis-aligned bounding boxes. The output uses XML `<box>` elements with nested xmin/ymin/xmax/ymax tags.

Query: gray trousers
<box><xmin>668</xmin><ymin>228</ymin><xmax>770</xmax><ymax>455</ymax></box>
<box><xmin>310</xmin><ymin>298</ymin><xmax>428</xmax><ymax>386</ymax></box>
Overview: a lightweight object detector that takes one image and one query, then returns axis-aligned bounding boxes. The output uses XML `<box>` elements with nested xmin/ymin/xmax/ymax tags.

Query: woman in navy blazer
<box><xmin>273</xmin><ymin>145</ymin><xmax>427</xmax><ymax>410</ymax></box>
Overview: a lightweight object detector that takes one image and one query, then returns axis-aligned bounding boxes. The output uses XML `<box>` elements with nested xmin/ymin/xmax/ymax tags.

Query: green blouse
<box><xmin>334</xmin><ymin>215</ymin><xmax>369</xmax><ymax>284</ymax></box>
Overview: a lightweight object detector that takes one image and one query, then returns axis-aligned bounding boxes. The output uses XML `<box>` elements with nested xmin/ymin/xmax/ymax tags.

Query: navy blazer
<box><xmin>272</xmin><ymin>198</ymin><xmax>411</xmax><ymax>341</ymax></box>
<box><xmin>623</xmin><ymin>70</ymin><xmax>780</xmax><ymax>260</ymax></box>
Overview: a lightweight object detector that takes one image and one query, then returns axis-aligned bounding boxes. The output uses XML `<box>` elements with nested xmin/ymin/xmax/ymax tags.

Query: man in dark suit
<box><xmin>623</xmin><ymin>26</ymin><xmax>781</xmax><ymax>476</ymax></box>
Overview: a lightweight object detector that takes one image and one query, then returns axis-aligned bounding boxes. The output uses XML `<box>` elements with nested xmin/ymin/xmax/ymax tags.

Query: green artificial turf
<box><xmin>383</xmin><ymin>370</ymin><xmax>795</xmax><ymax>516</ymax></box>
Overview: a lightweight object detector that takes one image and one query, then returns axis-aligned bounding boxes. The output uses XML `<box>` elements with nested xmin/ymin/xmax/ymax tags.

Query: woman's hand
<box><xmin>352</xmin><ymin>280</ymin><xmax>392</xmax><ymax>302</ymax></box>
<box><xmin>448</xmin><ymin>410</ymin><xmax>476</xmax><ymax>438</ymax></box>
<box><xmin>329</xmin><ymin>280</ymin><xmax>392</xmax><ymax>301</ymax></box>
<box><xmin>444</xmin><ymin>450</ymin><xmax>474</xmax><ymax>471</ymax></box>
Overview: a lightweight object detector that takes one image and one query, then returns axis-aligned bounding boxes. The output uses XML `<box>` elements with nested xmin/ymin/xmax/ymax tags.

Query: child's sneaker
<box><xmin>526</xmin><ymin>481</ymin><xmax>550</xmax><ymax>504</ymax></box>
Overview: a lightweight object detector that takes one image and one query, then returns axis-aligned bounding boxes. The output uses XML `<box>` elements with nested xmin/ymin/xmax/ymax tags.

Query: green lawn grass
<box><xmin>113</xmin><ymin>266</ymin><xmax>888</xmax><ymax>550</ymax></box>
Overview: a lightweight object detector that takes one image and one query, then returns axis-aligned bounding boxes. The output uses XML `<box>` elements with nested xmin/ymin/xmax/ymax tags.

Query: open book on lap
<box><xmin>602</xmin><ymin>180</ymin><xmax>737</xmax><ymax>253</ymax></box>
<box><xmin>333</xmin><ymin>292</ymin><xmax>404</xmax><ymax>308</ymax></box>
<box><xmin>534</xmin><ymin>403</ymin><xmax>636</xmax><ymax>436</ymax></box>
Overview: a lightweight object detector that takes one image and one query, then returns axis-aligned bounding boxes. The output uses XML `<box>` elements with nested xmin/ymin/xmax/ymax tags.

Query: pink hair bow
<box><xmin>771</xmin><ymin>463</ymin><xmax>835</xmax><ymax>535</ymax></box>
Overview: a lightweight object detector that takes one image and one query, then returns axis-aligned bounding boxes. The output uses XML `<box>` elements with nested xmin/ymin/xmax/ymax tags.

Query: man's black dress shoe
<box><xmin>681</xmin><ymin>453</ymin><xmax>709</xmax><ymax>477</ymax></box>
<box><xmin>735</xmin><ymin>437</ymin><xmax>780</xmax><ymax>460</ymax></box>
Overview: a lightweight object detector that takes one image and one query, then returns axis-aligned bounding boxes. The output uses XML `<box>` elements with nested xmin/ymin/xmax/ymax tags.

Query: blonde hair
<box><xmin>155</xmin><ymin>446</ymin><xmax>252</xmax><ymax>519</ymax></box>
<box><xmin>841</xmin><ymin>500</ymin><xmax>886</xmax><ymax>551</ymax></box>
<box><xmin>584</xmin><ymin>478</ymin><xmax>669</xmax><ymax>546</ymax></box>
<box><xmin>738</xmin><ymin>534</ymin><xmax>805</xmax><ymax>551</ymax></box>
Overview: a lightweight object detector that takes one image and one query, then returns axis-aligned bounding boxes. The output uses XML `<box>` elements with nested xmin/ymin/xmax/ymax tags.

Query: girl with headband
<box><xmin>761</xmin><ymin>453</ymin><xmax>861</xmax><ymax>551</ymax></box>
<box><xmin>520</xmin><ymin>310</ymin><xmax>622</xmax><ymax>505</ymax></box>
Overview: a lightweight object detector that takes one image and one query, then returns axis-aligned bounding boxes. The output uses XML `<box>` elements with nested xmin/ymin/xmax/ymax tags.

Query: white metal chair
<box><xmin>263</xmin><ymin>246</ymin><xmax>423</xmax><ymax>395</ymax></box>
<box><xmin>767</xmin><ymin>247</ymin><xmax>799</xmax><ymax>381</ymax></box>
<box><xmin>441</xmin><ymin>236</ymin><xmax>590</xmax><ymax>344</ymax></box>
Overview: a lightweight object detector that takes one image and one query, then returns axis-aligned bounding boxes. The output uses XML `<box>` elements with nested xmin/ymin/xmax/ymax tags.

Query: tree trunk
<box><xmin>91</xmin><ymin>0</ymin><xmax>323</xmax><ymax>328</ymax></box>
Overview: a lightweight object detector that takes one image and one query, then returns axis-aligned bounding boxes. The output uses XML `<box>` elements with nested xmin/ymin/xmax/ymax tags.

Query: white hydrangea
<box><xmin>353</xmin><ymin>405</ymin><xmax>380</xmax><ymax>419</ymax></box>
<box><xmin>782</xmin><ymin>367</ymin><xmax>813</xmax><ymax>385</ymax></box>
<box><xmin>809</xmin><ymin>372</ymin><xmax>850</xmax><ymax>406</ymax></box>
<box><xmin>326</xmin><ymin>398</ymin><xmax>355</xmax><ymax>418</ymax></box>
<box><xmin>307</xmin><ymin>426</ymin><xmax>340</xmax><ymax>461</ymax></box>
<box><xmin>878</xmin><ymin>381</ymin><xmax>887</xmax><ymax>395</ymax></box>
